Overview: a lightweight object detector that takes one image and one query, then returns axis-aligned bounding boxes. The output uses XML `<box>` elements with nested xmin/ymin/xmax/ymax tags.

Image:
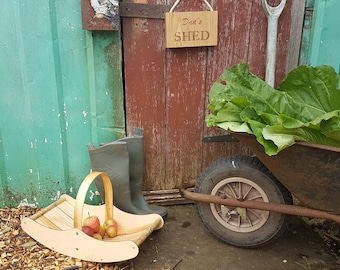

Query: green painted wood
<box><xmin>300</xmin><ymin>1</ymin><xmax>314</xmax><ymax>65</ymax></box>
<box><xmin>302</xmin><ymin>0</ymin><xmax>340</xmax><ymax>81</ymax></box>
<box><xmin>306</xmin><ymin>0</ymin><xmax>315</xmax><ymax>8</ymax></box>
<box><xmin>0</xmin><ymin>1</ymin><xmax>125</xmax><ymax>207</ymax></box>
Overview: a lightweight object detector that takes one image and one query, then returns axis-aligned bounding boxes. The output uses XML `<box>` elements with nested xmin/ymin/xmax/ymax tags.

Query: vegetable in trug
<box><xmin>206</xmin><ymin>64</ymin><xmax>340</xmax><ymax>155</ymax></box>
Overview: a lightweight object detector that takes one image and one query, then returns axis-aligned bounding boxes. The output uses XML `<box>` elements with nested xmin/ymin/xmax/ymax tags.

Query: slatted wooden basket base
<box><xmin>21</xmin><ymin>172</ymin><xmax>164</xmax><ymax>263</ymax></box>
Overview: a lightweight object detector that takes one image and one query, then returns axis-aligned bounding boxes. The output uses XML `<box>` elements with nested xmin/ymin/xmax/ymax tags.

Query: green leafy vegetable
<box><xmin>206</xmin><ymin>64</ymin><xmax>340</xmax><ymax>155</ymax></box>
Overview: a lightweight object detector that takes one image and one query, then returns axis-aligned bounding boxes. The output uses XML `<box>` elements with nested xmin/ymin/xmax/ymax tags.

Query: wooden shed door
<box><xmin>121</xmin><ymin>0</ymin><xmax>304</xmax><ymax>192</ymax></box>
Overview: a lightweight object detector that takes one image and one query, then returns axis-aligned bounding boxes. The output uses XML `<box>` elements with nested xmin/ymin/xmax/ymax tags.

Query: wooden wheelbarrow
<box><xmin>180</xmin><ymin>132</ymin><xmax>340</xmax><ymax>248</ymax></box>
<box><xmin>21</xmin><ymin>171</ymin><xmax>164</xmax><ymax>262</ymax></box>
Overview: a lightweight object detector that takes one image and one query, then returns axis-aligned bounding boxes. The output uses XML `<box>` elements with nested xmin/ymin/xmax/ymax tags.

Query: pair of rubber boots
<box><xmin>87</xmin><ymin>130</ymin><xmax>167</xmax><ymax>218</ymax></box>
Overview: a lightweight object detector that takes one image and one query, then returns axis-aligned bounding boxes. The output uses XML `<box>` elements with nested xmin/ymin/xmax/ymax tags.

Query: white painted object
<box><xmin>90</xmin><ymin>0</ymin><xmax>119</xmax><ymax>19</ymax></box>
<box><xmin>262</xmin><ymin>0</ymin><xmax>286</xmax><ymax>87</ymax></box>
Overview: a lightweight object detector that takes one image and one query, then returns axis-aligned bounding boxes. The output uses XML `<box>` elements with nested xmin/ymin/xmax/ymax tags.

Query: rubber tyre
<box><xmin>195</xmin><ymin>156</ymin><xmax>292</xmax><ymax>248</ymax></box>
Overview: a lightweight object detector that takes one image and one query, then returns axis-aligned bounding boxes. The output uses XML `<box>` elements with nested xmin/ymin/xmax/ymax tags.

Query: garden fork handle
<box><xmin>262</xmin><ymin>0</ymin><xmax>286</xmax><ymax>87</ymax></box>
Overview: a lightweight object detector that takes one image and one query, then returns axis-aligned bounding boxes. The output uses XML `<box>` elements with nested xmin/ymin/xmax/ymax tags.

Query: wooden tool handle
<box><xmin>74</xmin><ymin>172</ymin><xmax>114</xmax><ymax>229</ymax></box>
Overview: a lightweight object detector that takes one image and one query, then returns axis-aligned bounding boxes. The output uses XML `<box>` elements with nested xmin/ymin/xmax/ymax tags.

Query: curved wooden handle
<box><xmin>74</xmin><ymin>172</ymin><xmax>114</xmax><ymax>229</ymax></box>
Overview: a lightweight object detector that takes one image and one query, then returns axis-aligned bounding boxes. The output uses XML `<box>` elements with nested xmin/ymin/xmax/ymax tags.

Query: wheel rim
<box><xmin>210</xmin><ymin>177</ymin><xmax>270</xmax><ymax>233</ymax></box>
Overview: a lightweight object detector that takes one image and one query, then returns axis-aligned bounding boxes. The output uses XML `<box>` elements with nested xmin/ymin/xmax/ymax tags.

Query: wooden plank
<box><xmin>143</xmin><ymin>187</ymin><xmax>193</xmax><ymax>205</ymax></box>
<box><xmin>164</xmin><ymin>0</ymin><xmax>211</xmax><ymax>189</ymax></box>
<box><xmin>28</xmin><ymin>196</ymin><xmax>66</xmax><ymax>221</ymax></box>
<box><xmin>120</xmin><ymin>2</ymin><xmax>170</xmax><ymax>19</ymax></box>
<box><xmin>165</xmin><ymin>47</ymin><xmax>207</xmax><ymax>188</ymax></box>
<box><xmin>56</xmin><ymin>199</ymin><xmax>75</xmax><ymax>220</ymax></box>
<box><xmin>43</xmin><ymin>206</ymin><xmax>74</xmax><ymax>230</ymax></box>
<box><xmin>202</xmin><ymin>0</ymin><xmax>255</xmax><ymax>168</ymax></box>
<box><xmin>285</xmin><ymin>0</ymin><xmax>306</xmax><ymax>74</ymax></box>
<box><xmin>122</xmin><ymin>0</ymin><xmax>167</xmax><ymax>190</ymax></box>
<box><xmin>37</xmin><ymin>216</ymin><xmax>62</xmax><ymax>231</ymax></box>
<box><xmin>247</xmin><ymin>0</ymin><xmax>267</xmax><ymax>81</ymax></box>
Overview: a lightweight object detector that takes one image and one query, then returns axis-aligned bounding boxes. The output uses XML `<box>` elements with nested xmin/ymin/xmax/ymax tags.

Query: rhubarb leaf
<box><xmin>206</xmin><ymin>64</ymin><xmax>340</xmax><ymax>155</ymax></box>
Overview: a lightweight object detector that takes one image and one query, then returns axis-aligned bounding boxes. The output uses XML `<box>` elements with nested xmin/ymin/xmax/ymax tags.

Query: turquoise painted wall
<box><xmin>0</xmin><ymin>1</ymin><xmax>125</xmax><ymax>207</ymax></box>
<box><xmin>301</xmin><ymin>0</ymin><xmax>340</xmax><ymax>78</ymax></box>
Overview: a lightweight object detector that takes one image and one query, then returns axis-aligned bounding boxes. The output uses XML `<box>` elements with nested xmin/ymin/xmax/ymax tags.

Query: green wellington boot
<box><xmin>87</xmin><ymin>141</ymin><xmax>150</xmax><ymax>215</ymax></box>
<box><xmin>117</xmin><ymin>132</ymin><xmax>168</xmax><ymax>218</ymax></box>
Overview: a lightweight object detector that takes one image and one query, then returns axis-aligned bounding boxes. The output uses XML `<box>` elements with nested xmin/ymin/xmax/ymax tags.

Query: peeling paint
<box><xmin>19</xmin><ymin>198</ymin><xmax>38</xmax><ymax>207</ymax></box>
<box><xmin>88</xmin><ymin>189</ymin><xmax>98</xmax><ymax>201</ymax></box>
<box><xmin>63</xmin><ymin>102</ymin><xmax>67</xmax><ymax>115</ymax></box>
<box><xmin>51</xmin><ymin>190</ymin><xmax>61</xmax><ymax>201</ymax></box>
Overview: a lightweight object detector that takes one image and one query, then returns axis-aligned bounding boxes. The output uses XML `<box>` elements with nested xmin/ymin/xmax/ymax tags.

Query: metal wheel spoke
<box><xmin>226</xmin><ymin>183</ymin><xmax>238</xmax><ymax>198</ymax></box>
<box><xmin>237</xmin><ymin>182</ymin><xmax>242</xmax><ymax>199</ymax></box>
<box><xmin>246</xmin><ymin>194</ymin><xmax>263</xmax><ymax>201</ymax></box>
<box><xmin>245</xmin><ymin>215</ymin><xmax>253</xmax><ymax>227</ymax></box>
<box><xmin>242</xmin><ymin>185</ymin><xmax>253</xmax><ymax>200</ymax></box>
<box><xmin>247</xmin><ymin>208</ymin><xmax>262</xmax><ymax>219</ymax></box>
<box><xmin>217</xmin><ymin>189</ymin><xmax>232</xmax><ymax>198</ymax></box>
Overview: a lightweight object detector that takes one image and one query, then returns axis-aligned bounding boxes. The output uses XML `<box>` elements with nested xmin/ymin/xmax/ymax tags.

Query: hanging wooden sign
<box><xmin>165</xmin><ymin>0</ymin><xmax>218</xmax><ymax>48</ymax></box>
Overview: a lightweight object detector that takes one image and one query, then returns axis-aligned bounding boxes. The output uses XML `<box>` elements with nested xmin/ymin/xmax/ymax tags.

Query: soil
<box><xmin>1</xmin><ymin>204</ymin><xmax>339</xmax><ymax>270</ymax></box>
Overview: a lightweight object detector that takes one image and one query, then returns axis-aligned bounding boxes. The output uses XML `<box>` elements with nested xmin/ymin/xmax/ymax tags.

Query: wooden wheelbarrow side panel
<box><xmin>233</xmin><ymin>133</ymin><xmax>340</xmax><ymax>213</ymax></box>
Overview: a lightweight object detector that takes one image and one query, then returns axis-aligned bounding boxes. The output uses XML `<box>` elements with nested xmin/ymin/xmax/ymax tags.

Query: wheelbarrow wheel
<box><xmin>195</xmin><ymin>156</ymin><xmax>292</xmax><ymax>248</ymax></box>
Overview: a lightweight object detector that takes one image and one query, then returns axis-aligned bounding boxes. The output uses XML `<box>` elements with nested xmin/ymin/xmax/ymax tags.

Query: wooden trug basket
<box><xmin>21</xmin><ymin>171</ymin><xmax>164</xmax><ymax>263</ymax></box>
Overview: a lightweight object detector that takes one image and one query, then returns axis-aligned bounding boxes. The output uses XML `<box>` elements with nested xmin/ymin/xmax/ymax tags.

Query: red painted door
<box><xmin>122</xmin><ymin>0</ymin><xmax>304</xmax><ymax>192</ymax></box>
